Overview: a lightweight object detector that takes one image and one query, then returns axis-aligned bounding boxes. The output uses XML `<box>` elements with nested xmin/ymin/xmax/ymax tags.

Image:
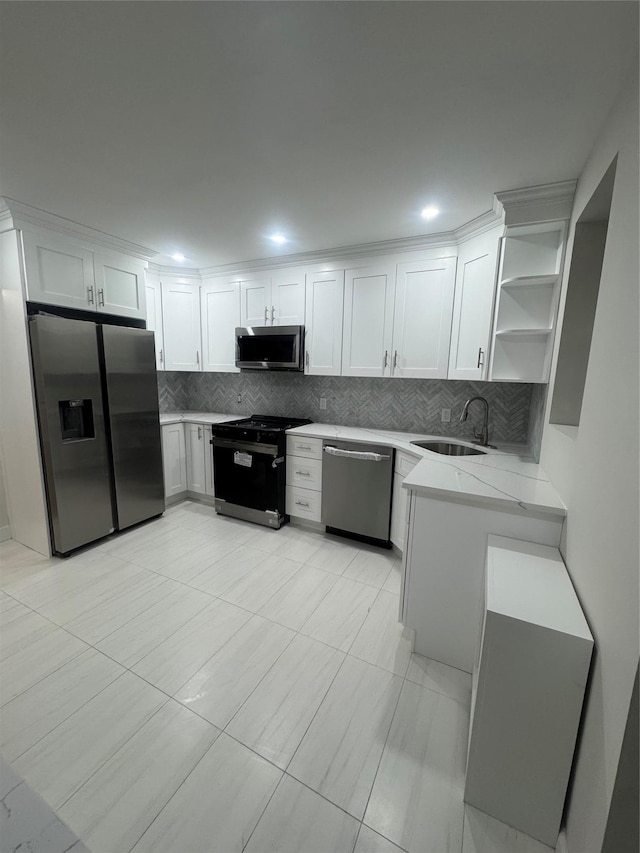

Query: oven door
<box><xmin>212</xmin><ymin>437</ymin><xmax>285</xmax><ymax>518</ymax></box>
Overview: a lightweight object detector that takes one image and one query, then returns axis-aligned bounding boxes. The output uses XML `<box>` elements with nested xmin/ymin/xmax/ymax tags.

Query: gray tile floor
<box><xmin>0</xmin><ymin>502</ymin><xmax>554</xmax><ymax>853</ymax></box>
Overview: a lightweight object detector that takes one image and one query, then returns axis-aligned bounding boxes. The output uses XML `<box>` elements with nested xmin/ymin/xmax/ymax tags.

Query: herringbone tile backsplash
<box><xmin>158</xmin><ymin>372</ymin><xmax>535</xmax><ymax>445</ymax></box>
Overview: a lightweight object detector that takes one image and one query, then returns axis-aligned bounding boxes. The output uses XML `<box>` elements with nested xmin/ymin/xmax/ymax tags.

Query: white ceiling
<box><xmin>0</xmin><ymin>2</ymin><xmax>637</xmax><ymax>270</ymax></box>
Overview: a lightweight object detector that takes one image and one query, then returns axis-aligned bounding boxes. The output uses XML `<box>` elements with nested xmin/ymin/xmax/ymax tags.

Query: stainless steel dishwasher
<box><xmin>322</xmin><ymin>440</ymin><xmax>395</xmax><ymax>548</ymax></box>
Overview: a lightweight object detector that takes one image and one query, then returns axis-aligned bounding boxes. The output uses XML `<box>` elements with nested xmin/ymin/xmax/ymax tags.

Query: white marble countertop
<box><xmin>287</xmin><ymin>422</ymin><xmax>566</xmax><ymax>518</ymax></box>
<box><xmin>158</xmin><ymin>412</ymin><xmax>565</xmax><ymax>518</ymax></box>
<box><xmin>159</xmin><ymin>412</ymin><xmax>245</xmax><ymax>426</ymax></box>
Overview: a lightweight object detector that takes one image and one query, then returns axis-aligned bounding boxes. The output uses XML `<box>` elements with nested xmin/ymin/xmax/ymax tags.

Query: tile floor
<box><xmin>0</xmin><ymin>501</ymin><xmax>555</xmax><ymax>853</ymax></box>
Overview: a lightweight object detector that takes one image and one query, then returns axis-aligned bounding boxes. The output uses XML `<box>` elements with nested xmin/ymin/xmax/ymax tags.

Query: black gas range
<box><xmin>211</xmin><ymin>415</ymin><xmax>312</xmax><ymax>529</ymax></box>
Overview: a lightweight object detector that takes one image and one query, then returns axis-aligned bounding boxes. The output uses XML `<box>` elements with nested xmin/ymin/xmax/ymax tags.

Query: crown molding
<box><xmin>197</xmin><ymin>212</ymin><xmax>506</xmax><ymax>278</ymax></box>
<box><xmin>494</xmin><ymin>180</ymin><xmax>577</xmax><ymax>226</ymax></box>
<box><xmin>0</xmin><ymin>197</ymin><xmax>158</xmax><ymax>261</ymax></box>
<box><xmin>147</xmin><ymin>261</ymin><xmax>202</xmax><ymax>282</ymax></box>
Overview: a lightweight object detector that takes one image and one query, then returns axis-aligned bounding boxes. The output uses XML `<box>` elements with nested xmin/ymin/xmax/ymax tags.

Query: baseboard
<box><xmin>0</xmin><ymin>525</ymin><xmax>11</xmax><ymax>543</ymax></box>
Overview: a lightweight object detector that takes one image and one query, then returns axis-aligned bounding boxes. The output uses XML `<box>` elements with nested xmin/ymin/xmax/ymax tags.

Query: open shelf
<box><xmin>489</xmin><ymin>221</ymin><xmax>567</xmax><ymax>383</ymax></box>
<box><xmin>500</xmin><ymin>274</ymin><xmax>558</xmax><ymax>288</ymax></box>
<box><xmin>495</xmin><ymin>328</ymin><xmax>552</xmax><ymax>337</ymax></box>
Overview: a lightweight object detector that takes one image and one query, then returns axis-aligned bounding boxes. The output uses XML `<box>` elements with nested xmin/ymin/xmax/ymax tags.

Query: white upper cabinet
<box><xmin>93</xmin><ymin>253</ymin><xmax>146</xmax><ymax>319</ymax></box>
<box><xmin>392</xmin><ymin>257</ymin><xmax>456</xmax><ymax>379</ymax></box>
<box><xmin>239</xmin><ymin>272</ymin><xmax>305</xmax><ymax>326</ymax></box>
<box><xmin>240</xmin><ymin>276</ymin><xmax>271</xmax><ymax>326</ymax></box>
<box><xmin>22</xmin><ymin>230</ymin><xmax>146</xmax><ymax>320</ymax></box>
<box><xmin>23</xmin><ymin>230</ymin><xmax>97</xmax><ymax>311</ymax></box>
<box><xmin>304</xmin><ymin>270</ymin><xmax>345</xmax><ymax>376</ymax></box>
<box><xmin>145</xmin><ymin>272</ymin><xmax>164</xmax><ymax>370</ymax></box>
<box><xmin>161</xmin><ymin>281</ymin><xmax>202</xmax><ymax>371</ymax></box>
<box><xmin>448</xmin><ymin>228</ymin><xmax>501</xmax><ymax>380</ymax></box>
<box><xmin>270</xmin><ymin>269</ymin><xmax>306</xmax><ymax>326</ymax></box>
<box><xmin>342</xmin><ymin>264</ymin><xmax>395</xmax><ymax>377</ymax></box>
<box><xmin>201</xmin><ymin>279</ymin><xmax>240</xmax><ymax>372</ymax></box>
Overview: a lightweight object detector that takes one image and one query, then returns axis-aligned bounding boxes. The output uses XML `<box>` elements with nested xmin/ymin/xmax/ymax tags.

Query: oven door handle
<box><xmin>212</xmin><ymin>437</ymin><xmax>278</xmax><ymax>456</ymax></box>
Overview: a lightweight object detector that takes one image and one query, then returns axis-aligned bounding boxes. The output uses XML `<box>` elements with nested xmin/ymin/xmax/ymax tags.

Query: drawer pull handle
<box><xmin>295</xmin><ymin>500</ymin><xmax>310</xmax><ymax>508</ymax></box>
<box><xmin>296</xmin><ymin>470</ymin><xmax>311</xmax><ymax>476</ymax></box>
<box><xmin>298</xmin><ymin>444</ymin><xmax>312</xmax><ymax>450</ymax></box>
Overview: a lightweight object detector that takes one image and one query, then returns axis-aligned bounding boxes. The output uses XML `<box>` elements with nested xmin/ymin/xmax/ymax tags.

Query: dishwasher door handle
<box><xmin>324</xmin><ymin>446</ymin><xmax>391</xmax><ymax>462</ymax></box>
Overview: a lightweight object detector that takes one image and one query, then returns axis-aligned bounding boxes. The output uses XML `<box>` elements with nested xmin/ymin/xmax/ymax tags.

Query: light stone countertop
<box><xmin>158</xmin><ymin>412</ymin><xmax>565</xmax><ymax>518</ymax></box>
<box><xmin>159</xmin><ymin>412</ymin><xmax>246</xmax><ymax>426</ymax></box>
<box><xmin>286</xmin><ymin>422</ymin><xmax>566</xmax><ymax>518</ymax></box>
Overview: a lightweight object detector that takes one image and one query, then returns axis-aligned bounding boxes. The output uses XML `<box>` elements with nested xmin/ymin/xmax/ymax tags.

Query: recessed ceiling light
<box><xmin>420</xmin><ymin>206</ymin><xmax>440</xmax><ymax>220</ymax></box>
<box><xmin>270</xmin><ymin>234</ymin><xmax>287</xmax><ymax>245</ymax></box>
<box><xmin>171</xmin><ymin>252</ymin><xmax>186</xmax><ymax>262</ymax></box>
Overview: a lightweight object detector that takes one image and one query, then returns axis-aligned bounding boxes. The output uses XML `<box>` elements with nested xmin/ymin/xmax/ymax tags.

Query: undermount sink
<box><xmin>411</xmin><ymin>440</ymin><xmax>488</xmax><ymax>456</ymax></box>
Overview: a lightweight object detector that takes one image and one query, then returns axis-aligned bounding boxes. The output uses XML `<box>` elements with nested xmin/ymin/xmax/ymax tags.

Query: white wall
<box><xmin>540</xmin><ymin>68</ymin><xmax>639</xmax><ymax>852</ymax></box>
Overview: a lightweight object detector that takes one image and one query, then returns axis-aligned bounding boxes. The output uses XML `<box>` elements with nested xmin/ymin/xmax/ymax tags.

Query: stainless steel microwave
<box><xmin>235</xmin><ymin>325</ymin><xmax>304</xmax><ymax>371</ymax></box>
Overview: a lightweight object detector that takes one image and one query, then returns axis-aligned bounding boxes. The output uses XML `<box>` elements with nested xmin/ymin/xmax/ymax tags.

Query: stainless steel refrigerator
<box><xmin>29</xmin><ymin>314</ymin><xmax>165</xmax><ymax>556</ymax></box>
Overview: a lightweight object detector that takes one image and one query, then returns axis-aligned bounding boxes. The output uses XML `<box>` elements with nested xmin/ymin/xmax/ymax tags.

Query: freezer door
<box><xmin>100</xmin><ymin>325</ymin><xmax>164</xmax><ymax>530</ymax></box>
<box><xmin>29</xmin><ymin>315</ymin><xmax>114</xmax><ymax>554</ymax></box>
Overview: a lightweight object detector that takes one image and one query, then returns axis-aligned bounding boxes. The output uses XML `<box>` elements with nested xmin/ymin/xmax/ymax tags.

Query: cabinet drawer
<box><xmin>395</xmin><ymin>450</ymin><xmax>419</xmax><ymax>477</ymax></box>
<box><xmin>286</xmin><ymin>486</ymin><xmax>321</xmax><ymax>522</ymax></box>
<box><xmin>286</xmin><ymin>455</ymin><xmax>322</xmax><ymax>490</ymax></box>
<box><xmin>286</xmin><ymin>435</ymin><xmax>323</xmax><ymax>460</ymax></box>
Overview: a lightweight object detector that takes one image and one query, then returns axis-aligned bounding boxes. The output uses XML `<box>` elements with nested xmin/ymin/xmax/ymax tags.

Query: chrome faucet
<box><xmin>460</xmin><ymin>396</ymin><xmax>494</xmax><ymax>447</ymax></box>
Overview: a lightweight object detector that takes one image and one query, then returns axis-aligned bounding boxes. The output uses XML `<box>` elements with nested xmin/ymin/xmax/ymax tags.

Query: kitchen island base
<box><xmin>402</xmin><ymin>493</ymin><xmax>564</xmax><ymax>673</ymax></box>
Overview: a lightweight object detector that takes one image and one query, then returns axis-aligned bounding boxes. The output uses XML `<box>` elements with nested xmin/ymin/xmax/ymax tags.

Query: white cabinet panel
<box><xmin>304</xmin><ymin>270</ymin><xmax>344</xmax><ymax>376</ymax></box>
<box><xmin>201</xmin><ymin>280</ymin><xmax>240</xmax><ymax>372</ymax></box>
<box><xmin>145</xmin><ymin>273</ymin><xmax>164</xmax><ymax>370</ymax></box>
<box><xmin>392</xmin><ymin>258</ymin><xmax>456</xmax><ymax>379</ymax></box>
<box><xmin>465</xmin><ymin>536</ymin><xmax>593</xmax><ymax>847</ymax></box>
<box><xmin>286</xmin><ymin>456</ymin><xmax>322</xmax><ymax>491</ymax></box>
<box><xmin>161</xmin><ymin>282</ymin><xmax>201</xmax><ymax>371</ymax></box>
<box><xmin>161</xmin><ymin>423</ymin><xmax>186</xmax><ymax>498</ymax></box>
<box><xmin>240</xmin><ymin>277</ymin><xmax>270</xmax><ymax>326</ymax></box>
<box><xmin>94</xmin><ymin>254</ymin><xmax>146</xmax><ymax>320</ymax></box>
<box><xmin>204</xmin><ymin>426</ymin><xmax>215</xmax><ymax>497</ymax></box>
<box><xmin>185</xmin><ymin>423</ymin><xmax>206</xmax><ymax>495</ymax></box>
<box><xmin>286</xmin><ymin>486</ymin><xmax>322</xmax><ymax>522</ymax></box>
<box><xmin>342</xmin><ymin>265</ymin><xmax>395</xmax><ymax>377</ymax></box>
<box><xmin>448</xmin><ymin>229</ymin><xmax>501</xmax><ymax>380</ymax></box>
<box><xmin>286</xmin><ymin>436</ymin><xmax>323</xmax><ymax>460</ymax></box>
<box><xmin>270</xmin><ymin>271</ymin><xmax>305</xmax><ymax>326</ymax></box>
<box><xmin>23</xmin><ymin>230</ymin><xmax>95</xmax><ymax>311</ymax></box>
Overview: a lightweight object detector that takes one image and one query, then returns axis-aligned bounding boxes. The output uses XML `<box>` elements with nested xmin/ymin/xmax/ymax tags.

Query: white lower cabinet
<box><xmin>390</xmin><ymin>451</ymin><xmax>419</xmax><ymax>550</ymax></box>
<box><xmin>465</xmin><ymin>535</ymin><xmax>593</xmax><ymax>847</ymax></box>
<box><xmin>185</xmin><ymin>423</ymin><xmax>207</xmax><ymax>495</ymax></box>
<box><xmin>161</xmin><ymin>423</ymin><xmax>186</xmax><ymax>498</ymax></box>
<box><xmin>286</xmin><ymin>436</ymin><xmax>322</xmax><ymax>522</ymax></box>
<box><xmin>162</xmin><ymin>422</ymin><xmax>214</xmax><ymax>501</ymax></box>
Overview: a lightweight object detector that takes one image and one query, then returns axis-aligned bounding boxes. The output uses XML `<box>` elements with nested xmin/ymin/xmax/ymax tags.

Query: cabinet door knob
<box><xmin>87</xmin><ymin>286</ymin><xmax>95</xmax><ymax>305</ymax></box>
<box><xmin>159</xmin><ymin>349</ymin><xmax>163</xmax><ymax>364</ymax></box>
<box><xmin>384</xmin><ymin>350</ymin><xmax>389</xmax><ymax>369</ymax></box>
<box><xmin>271</xmin><ymin>306</ymin><xmax>275</xmax><ymax>323</ymax></box>
<box><xmin>98</xmin><ymin>288</ymin><xmax>105</xmax><ymax>307</ymax></box>
<box><xmin>264</xmin><ymin>306</ymin><xmax>269</xmax><ymax>323</ymax></box>
<box><xmin>305</xmin><ymin>350</ymin><xmax>310</xmax><ymax>368</ymax></box>
<box><xmin>196</xmin><ymin>351</ymin><xmax>200</xmax><ymax>366</ymax></box>
<box><xmin>477</xmin><ymin>347</ymin><xmax>484</xmax><ymax>368</ymax></box>
<box><xmin>198</xmin><ymin>426</ymin><xmax>202</xmax><ymax>440</ymax></box>
<box><xmin>393</xmin><ymin>350</ymin><xmax>399</xmax><ymax>370</ymax></box>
